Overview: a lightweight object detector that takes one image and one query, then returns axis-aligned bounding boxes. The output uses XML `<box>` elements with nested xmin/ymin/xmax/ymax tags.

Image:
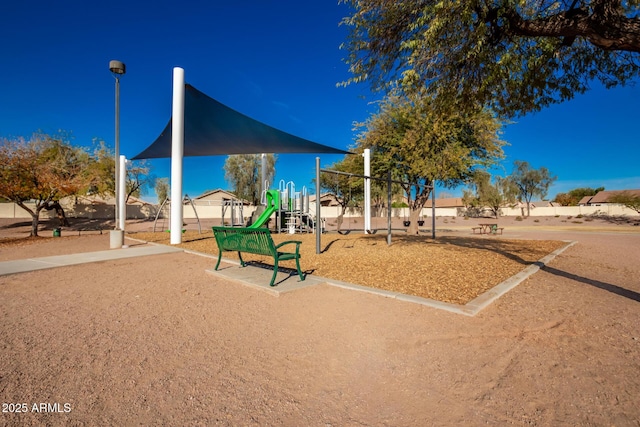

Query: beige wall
<box><xmin>0</xmin><ymin>202</ymin><xmax>157</xmax><ymax>220</ymax></box>
<box><xmin>0</xmin><ymin>202</ymin><xmax>55</xmax><ymax>219</ymax></box>
<box><xmin>3</xmin><ymin>201</ymin><xmax>637</xmax><ymax>221</ymax></box>
<box><xmin>499</xmin><ymin>205</ymin><xmax>639</xmax><ymax>217</ymax></box>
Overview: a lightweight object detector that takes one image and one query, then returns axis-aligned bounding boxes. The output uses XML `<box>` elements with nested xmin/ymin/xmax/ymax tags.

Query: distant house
<box><xmin>578</xmin><ymin>196</ymin><xmax>594</xmax><ymax>206</ymax></box>
<box><xmin>531</xmin><ymin>200</ymin><xmax>560</xmax><ymax>207</ymax></box>
<box><xmin>192</xmin><ymin>189</ymin><xmax>251</xmax><ymax>206</ymax></box>
<box><xmin>397</xmin><ymin>195</ymin><xmax>464</xmax><ymax>208</ymax></box>
<box><xmin>581</xmin><ymin>189</ymin><xmax>640</xmax><ymax>206</ymax></box>
<box><xmin>309</xmin><ymin>193</ymin><xmax>341</xmax><ymax>207</ymax></box>
<box><xmin>432</xmin><ymin>197</ymin><xmax>464</xmax><ymax>208</ymax></box>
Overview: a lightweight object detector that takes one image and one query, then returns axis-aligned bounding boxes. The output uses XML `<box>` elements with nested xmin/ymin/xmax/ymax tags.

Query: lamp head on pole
<box><xmin>109</xmin><ymin>60</ymin><xmax>126</xmax><ymax>78</ymax></box>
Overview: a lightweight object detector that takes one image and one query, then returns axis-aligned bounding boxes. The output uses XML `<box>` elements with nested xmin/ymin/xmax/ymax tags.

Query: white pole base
<box><xmin>110</xmin><ymin>229</ymin><xmax>124</xmax><ymax>249</ymax></box>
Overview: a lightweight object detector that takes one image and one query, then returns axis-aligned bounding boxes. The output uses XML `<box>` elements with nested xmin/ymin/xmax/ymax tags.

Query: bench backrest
<box><xmin>212</xmin><ymin>226</ymin><xmax>276</xmax><ymax>257</ymax></box>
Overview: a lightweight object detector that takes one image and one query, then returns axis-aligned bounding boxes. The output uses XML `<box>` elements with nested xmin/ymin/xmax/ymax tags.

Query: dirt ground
<box><xmin>1</xmin><ymin>216</ymin><xmax>639</xmax><ymax>426</ymax></box>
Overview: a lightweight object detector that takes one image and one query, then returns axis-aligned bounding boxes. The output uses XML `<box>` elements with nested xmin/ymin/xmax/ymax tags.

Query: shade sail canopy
<box><xmin>132</xmin><ymin>84</ymin><xmax>350</xmax><ymax>159</ymax></box>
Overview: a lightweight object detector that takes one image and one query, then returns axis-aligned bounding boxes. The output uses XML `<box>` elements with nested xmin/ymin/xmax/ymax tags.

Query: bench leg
<box><xmin>269</xmin><ymin>259</ymin><xmax>279</xmax><ymax>287</ymax></box>
<box><xmin>238</xmin><ymin>251</ymin><xmax>246</xmax><ymax>267</ymax></box>
<box><xmin>215</xmin><ymin>252</ymin><xmax>223</xmax><ymax>270</ymax></box>
<box><xmin>295</xmin><ymin>256</ymin><xmax>305</xmax><ymax>282</ymax></box>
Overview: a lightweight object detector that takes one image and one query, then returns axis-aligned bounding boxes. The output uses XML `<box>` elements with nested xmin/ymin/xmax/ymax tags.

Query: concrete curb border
<box><xmin>193</xmin><ymin>239</ymin><xmax>578</xmax><ymax>317</ymax></box>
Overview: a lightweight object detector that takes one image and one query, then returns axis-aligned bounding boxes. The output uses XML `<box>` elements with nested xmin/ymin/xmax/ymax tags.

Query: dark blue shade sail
<box><xmin>132</xmin><ymin>84</ymin><xmax>350</xmax><ymax>159</ymax></box>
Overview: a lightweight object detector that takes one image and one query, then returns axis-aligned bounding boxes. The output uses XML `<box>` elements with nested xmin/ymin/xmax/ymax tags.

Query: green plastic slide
<box><xmin>248</xmin><ymin>189</ymin><xmax>279</xmax><ymax>228</ymax></box>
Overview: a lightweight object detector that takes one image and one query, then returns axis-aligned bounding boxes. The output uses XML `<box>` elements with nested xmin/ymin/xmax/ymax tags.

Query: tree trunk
<box><xmin>14</xmin><ymin>201</ymin><xmax>40</xmax><ymax>237</ymax></box>
<box><xmin>30</xmin><ymin>206</ymin><xmax>46</xmax><ymax>237</ymax></box>
<box><xmin>43</xmin><ymin>201</ymin><xmax>70</xmax><ymax>226</ymax></box>
<box><xmin>53</xmin><ymin>202</ymin><xmax>70</xmax><ymax>226</ymax></box>
<box><xmin>31</xmin><ymin>214</ymin><xmax>39</xmax><ymax>237</ymax></box>
<box><xmin>505</xmin><ymin>2</ymin><xmax>640</xmax><ymax>53</ymax></box>
<box><xmin>336</xmin><ymin>205</ymin><xmax>347</xmax><ymax>233</ymax></box>
<box><xmin>406</xmin><ymin>208</ymin><xmax>422</xmax><ymax>235</ymax></box>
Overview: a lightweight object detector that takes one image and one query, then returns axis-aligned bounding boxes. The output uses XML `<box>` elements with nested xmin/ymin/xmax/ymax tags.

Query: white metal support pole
<box><xmin>170</xmin><ymin>67</ymin><xmax>185</xmax><ymax>245</ymax></box>
<box><xmin>114</xmin><ymin>75</ymin><xmax>121</xmax><ymax>230</ymax></box>
<box><xmin>432</xmin><ymin>185</ymin><xmax>436</xmax><ymax>239</ymax></box>
<box><xmin>118</xmin><ymin>155</ymin><xmax>126</xmax><ymax>231</ymax></box>
<box><xmin>363</xmin><ymin>148</ymin><xmax>371</xmax><ymax>233</ymax></box>
<box><xmin>316</xmin><ymin>157</ymin><xmax>321</xmax><ymax>254</ymax></box>
<box><xmin>261</xmin><ymin>153</ymin><xmax>267</xmax><ymax>194</ymax></box>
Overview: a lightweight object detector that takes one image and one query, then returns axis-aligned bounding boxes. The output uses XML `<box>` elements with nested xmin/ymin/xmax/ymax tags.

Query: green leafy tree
<box><xmin>319</xmin><ymin>152</ymin><xmax>365</xmax><ymax>232</ymax></box>
<box><xmin>339</xmin><ymin>0</ymin><xmax>640</xmax><ymax>117</ymax></box>
<box><xmin>608</xmin><ymin>191</ymin><xmax>640</xmax><ymax>213</ymax></box>
<box><xmin>507</xmin><ymin>160</ymin><xmax>557</xmax><ymax>216</ymax></box>
<box><xmin>356</xmin><ymin>92</ymin><xmax>505</xmax><ymax>234</ymax></box>
<box><xmin>224</xmin><ymin>154</ymin><xmax>276</xmax><ymax>205</ymax></box>
<box><xmin>464</xmin><ymin>170</ymin><xmax>518</xmax><ymax>218</ymax></box>
<box><xmin>155</xmin><ymin>177</ymin><xmax>169</xmax><ymax>204</ymax></box>
<box><xmin>83</xmin><ymin>141</ymin><xmax>154</xmax><ymax>202</ymax></box>
<box><xmin>0</xmin><ymin>133</ymin><xmax>91</xmax><ymax>236</ymax></box>
<box><xmin>83</xmin><ymin>139</ymin><xmax>115</xmax><ymax>196</ymax></box>
<box><xmin>124</xmin><ymin>160</ymin><xmax>154</xmax><ymax>202</ymax></box>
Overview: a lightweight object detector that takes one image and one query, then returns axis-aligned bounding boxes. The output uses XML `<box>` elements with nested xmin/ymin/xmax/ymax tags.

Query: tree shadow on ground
<box><xmin>542</xmin><ymin>265</ymin><xmax>640</xmax><ymax>303</ymax></box>
<box><xmin>0</xmin><ymin>220</ymin><xmax>32</xmax><ymax>230</ymax></box>
<box><xmin>385</xmin><ymin>234</ymin><xmax>556</xmax><ymax>266</ymax></box>
<box><xmin>592</xmin><ymin>214</ymin><xmax>640</xmax><ymax>226</ymax></box>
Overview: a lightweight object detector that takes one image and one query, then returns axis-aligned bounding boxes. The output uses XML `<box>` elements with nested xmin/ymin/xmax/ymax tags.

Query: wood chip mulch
<box><xmin>132</xmin><ymin>230</ymin><xmax>567</xmax><ymax>305</ymax></box>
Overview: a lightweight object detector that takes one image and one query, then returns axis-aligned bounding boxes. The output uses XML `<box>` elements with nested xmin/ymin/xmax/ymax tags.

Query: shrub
<box><xmin>533</xmin><ymin>219</ymin><xmax>540</xmax><ymax>223</ymax></box>
<box><xmin>515</xmin><ymin>216</ymin><xmax>523</xmax><ymax>221</ymax></box>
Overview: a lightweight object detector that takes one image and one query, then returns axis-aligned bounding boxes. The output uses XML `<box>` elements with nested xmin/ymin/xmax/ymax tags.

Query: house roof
<box><xmin>192</xmin><ymin>189</ymin><xmax>251</xmax><ymax>205</ymax></box>
<box><xmin>397</xmin><ymin>195</ymin><xmax>464</xmax><ymax>208</ymax></box>
<box><xmin>193</xmin><ymin>189</ymin><xmax>238</xmax><ymax>200</ymax></box>
<box><xmin>589</xmin><ymin>189</ymin><xmax>640</xmax><ymax>204</ymax></box>
<box><xmin>432</xmin><ymin>197</ymin><xmax>464</xmax><ymax>208</ymax></box>
<box><xmin>578</xmin><ymin>196</ymin><xmax>593</xmax><ymax>205</ymax></box>
<box><xmin>308</xmin><ymin>193</ymin><xmax>340</xmax><ymax>206</ymax></box>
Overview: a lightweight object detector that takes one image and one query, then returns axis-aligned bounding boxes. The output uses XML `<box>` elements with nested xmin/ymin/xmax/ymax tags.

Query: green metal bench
<box><xmin>212</xmin><ymin>226</ymin><xmax>305</xmax><ymax>287</ymax></box>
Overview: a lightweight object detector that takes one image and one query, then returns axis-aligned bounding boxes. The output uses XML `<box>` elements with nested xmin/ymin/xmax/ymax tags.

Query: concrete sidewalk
<box><xmin>0</xmin><ymin>245</ymin><xmax>183</xmax><ymax>276</ymax></box>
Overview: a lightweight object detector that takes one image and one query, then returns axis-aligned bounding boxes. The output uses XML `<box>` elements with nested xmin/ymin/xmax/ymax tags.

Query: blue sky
<box><xmin>2</xmin><ymin>0</ymin><xmax>638</xmax><ymax>203</ymax></box>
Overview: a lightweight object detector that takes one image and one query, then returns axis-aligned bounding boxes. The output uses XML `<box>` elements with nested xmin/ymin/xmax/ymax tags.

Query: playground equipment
<box><xmin>234</xmin><ymin>182</ymin><xmax>319</xmax><ymax>234</ymax></box>
<box><xmin>153</xmin><ymin>194</ymin><xmax>202</xmax><ymax>233</ymax></box>
<box><xmin>276</xmin><ymin>180</ymin><xmax>316</xmax><ymax>234</ymax></box>
<box><xmin>221</xmin><ymin>197</ymin><xmax>245</xmax><ymax>227</ymax></box>
<box><xmin>316</xmin><ymin>158</ymin><xmax>436</xmax><ymax>254</ymax></box>
<box><xmin>248</xmin><ymin>189</ymin><xmax>279</xmax><ymax>228</ymax></box>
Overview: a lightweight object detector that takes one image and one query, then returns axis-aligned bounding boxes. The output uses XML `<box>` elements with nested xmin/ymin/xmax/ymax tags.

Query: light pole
<box><xmin>109</xmin><ymin>60</ymin><xmax>126</xmax><ymax>230</ymax></box>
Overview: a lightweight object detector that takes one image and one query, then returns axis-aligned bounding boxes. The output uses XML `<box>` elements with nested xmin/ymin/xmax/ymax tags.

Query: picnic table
<box><xmin>472</xmin><ymin>223</ymin><xmax>504</xmax><ymax>235</ymax></box>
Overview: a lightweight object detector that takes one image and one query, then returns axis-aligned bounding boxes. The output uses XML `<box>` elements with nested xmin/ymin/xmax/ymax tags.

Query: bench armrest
<box><xmin>275</xmin><ymin>240</ymin><xmax>302</xmax><ymax>252</ymax></box>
